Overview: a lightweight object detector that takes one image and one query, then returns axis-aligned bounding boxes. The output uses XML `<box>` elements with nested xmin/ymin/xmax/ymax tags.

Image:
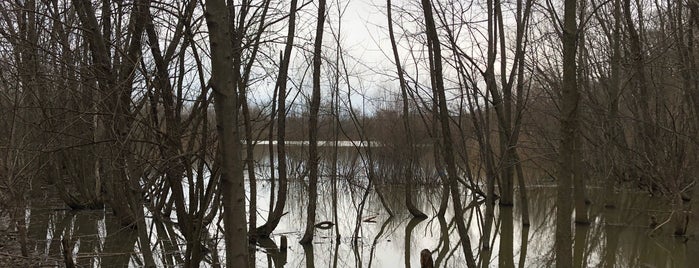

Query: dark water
<box><xmin>17</xmin><ymin>144</ymin><xmax>690</xmax><ymax>267</ymax></box>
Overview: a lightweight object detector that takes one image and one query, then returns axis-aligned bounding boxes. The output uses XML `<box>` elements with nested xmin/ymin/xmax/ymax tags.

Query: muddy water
<box><xmin>20</xmin><ymin>145</ymin><xmax>689</xmax><ymax>267</ymax></box>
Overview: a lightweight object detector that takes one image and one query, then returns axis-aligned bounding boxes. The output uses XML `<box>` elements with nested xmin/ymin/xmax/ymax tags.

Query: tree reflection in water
<box><xmin>23</xmin><ymin>171</ymin><xmax>691</xmax><ymax>267</ymax></box>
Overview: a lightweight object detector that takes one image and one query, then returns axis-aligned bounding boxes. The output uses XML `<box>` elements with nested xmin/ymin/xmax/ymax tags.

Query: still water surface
<box><xmin>21</xmin><ymin>144</ymin><xmax>689</xmax><ymax>267</ymax></box>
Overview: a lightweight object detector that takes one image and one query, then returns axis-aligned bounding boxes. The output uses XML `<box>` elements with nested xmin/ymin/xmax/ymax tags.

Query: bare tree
<box><xmin>387</xmin><ymin>0</ymin><xmax>427</xmax><ymax>218</ymax></box>
<box><xmin>205</xmin><ymin>0</ymin><xmax>249</xmax><ymax>266</ymax></box>
<box><xmin>420</xmin><ymin>0</ymin><xmax>477</xmax><ymax>267</ymax></box>
<box><xmin>255</xmin><ymin>0</ymin><xmax>299</xmax><ymax>238</ymax></box>
<box><xmin>300</xmin><ymin>0</ymin><xmax>327</xmax><ymax>245</ymax></box>
<box><xmin>555</xmin><ymin>0</ymin><xmax>578</xmax><ymax>266</ymax></box>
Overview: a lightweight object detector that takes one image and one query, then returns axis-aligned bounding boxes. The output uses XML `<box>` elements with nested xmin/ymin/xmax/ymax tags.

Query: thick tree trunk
<box><xmin>72</xmin><ymin>0</ymin><xmax>148</xmax><ymax>227</ymax></box>
<box><xmin>555</xmin><ymin>0</ymin><xmax>578</xmax><ymax>266</ymax></box>
<box><xmin>205</xmin><ymin>0</ymin><xmax>249</xmax><ymax>266</ymax></box>
<box><xmin>604</xmin><ymin>0</ymin><xmax>623</xmax><ymax>209</ymax></box>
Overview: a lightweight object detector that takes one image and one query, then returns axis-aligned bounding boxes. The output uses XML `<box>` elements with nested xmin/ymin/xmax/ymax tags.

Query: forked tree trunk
<box><xmin>72</xmin><ymin>0</ymin><xmax>148</xmax><ymax>226</ymax></box>
<box><xmin>255</xmin><ymin>0</ymin><xmax>298</xmax><ymax>238</ymax></box>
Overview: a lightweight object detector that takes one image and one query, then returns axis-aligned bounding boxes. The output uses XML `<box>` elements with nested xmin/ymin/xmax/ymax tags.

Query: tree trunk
<box><xmin>555</xmin><ymin>0</ymin><xmax>578</xmax><ymax>266</ymax></box>
<box><xmin>237</xmin><ymin>0</ymin><xmax>272</xmax><ymax>237</ymax></box>
<box><xmin>72</xmin><ymin>0</ymin><xmax>147</xmax><ymax>227</ymax></box>
<box><xmin>300</xmin><ymin>0</ymin><xmax>326</xmax><ymax>245</ymax></box>
<box><xmin>205</xmin><ymin>0</ymin><xmax>249</xmax><ymax>266</ymax></box>
<box><xmin>604</xmin><ymin>0</ymin><xmax>623</xmax><ymax>209</ymax></box>
<box><xmin>255</xmin><ymin>0</ymin><xmax>298</xmax><ymax>238</ymax></box>
<box><xmin>514</xmin><ymin>151</ymin><xmax>530</xmax><ymax>226</ymax></box>
<box><xmin>421</xmin><ymin>1</ymin><xmax>477</xmax><ymax>267</ymax></box>
<box><xmin>482</xmin><ymin>0</ymin><xmax>499</xmax><ymax>253</ymax></box>
<box><xmin>573</xmin><ymin>1</ymin><xmax>589</xmax><ymax>225</ymax></box>
<box><xmin>387</xmin><ymin>0</ymin><xmax>426</xmax><ymax>218</ymax></box>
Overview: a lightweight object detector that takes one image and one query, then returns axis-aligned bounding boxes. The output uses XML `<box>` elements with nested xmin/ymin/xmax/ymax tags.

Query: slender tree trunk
<box><xmin>555</xmin><ymin>0</ymin><xmax>578</xmax><ymax>266</ymax></box>
<box><xmin>404</xmin><ymin>217</ymin><xmax>425</xmax><ymax>268</ymax></box>
<box><xmin>255</xmin><ymin>0</ymin><xmax>298</xmax><ymax>237</ymax></box>
<box><xmin>239</xmin><ymin>1</ymin><xmax>272</xmax><ymax>236</ymax></box>
<box><xmin>689</xmin><ymin>160</ymin><xmax>699</xmax><ymax>260</ymax></box>
<box><xmin>512</xmin><ymin>0</ymin><xmax>534</xmax><ymax>227</ymax></box>
<box><xmin>482</xmin><ymin>0</ymin><xmax>499</xmax><ymax>253</ymax></box>
<box><xmin>572</xmin><ymin>1</ymin><xmax>589</xmax><ymax>225</ymax></box>
<box><xmin>331</xmin><ymin>6</ymin><xmax>342</xmax><ymax>241</ymax></box>
<box><xmin>387</xmin><ymin>0</ymin><xmax>426</xmax><ymax>218</ymax></box>
<box><xmin>300</xmin><ymin>0</ymin><xmax>326</xmax><ymax>245</ymax></box>
<box><xmin>426</xmin><ymin>36</ymin><xmax>449</xmax><ymax>218</ymax></box>
<box><xmin>205</xmin><ymin>0</ymin><xmax>249</xmax><ymax>266</ymax></box>
<box><xmin>242</xmin><ymin>98</ymin><xmax>257</xmax><ymax>231</ymax></box>
<box><xmin>686</xmin><ymin>0</ymin><xmax>699</xmax><ymax>246</ymax></box>
<box><xmin>421</xmin><ymin>1</ymin><xmax>477</xmax><ymax>267</ymax></box>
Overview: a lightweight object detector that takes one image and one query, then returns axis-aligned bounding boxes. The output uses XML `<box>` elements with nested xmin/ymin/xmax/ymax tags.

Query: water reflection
<box><xmin>21</xmin><ymin>145</ymin><xmax>692</xmax><ymax>267</ymax></box>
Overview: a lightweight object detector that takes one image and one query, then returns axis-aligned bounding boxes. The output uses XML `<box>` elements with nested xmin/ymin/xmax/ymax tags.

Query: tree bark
<box><xmin>556</xmin><ymin>0</ymin><xmax>578</xmax><ymax>266</ymax></box>
<box><xmin>300</xmin><ymin>0</ymin><xmax>326</xmax><ymax>245</ymax></box>
<box><xmin>421</xmin><ymin>0</ymin><xmax>477</xmax><ymax>267</ymax></box>
<box><xmin>255</xmin><ymin>0</ymin><xmax>298</xmax><ymax>238</ymax></box>
<box><xmin>205</xmin><ymin>0</ymin><xmax>249</xmax><ymax>266</ymax></box>
<box><xmin>387</xmin><ymin>0</ymin><xmax>426</xmax><ymax>218</ymax></box>
<box><xmin>604</xmin><ymin>0</ymin><xmax>623</xmax><ymax>209</ymax></box>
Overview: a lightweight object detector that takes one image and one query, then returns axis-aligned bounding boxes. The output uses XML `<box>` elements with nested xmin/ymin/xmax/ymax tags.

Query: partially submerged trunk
<box><xmin>255</xmin><ymin>0</ymin><xmax>298</xmax><ymax>238</ymax></box>
<box><xmin>555</xmin><ymin>0</ymin><xmax>578</xmax><ymax>266</ymax></box>
<box><xmin>387</xmin><ymin>0</ymin><xmax>426</xmax><ymax>218</ymax></box>
<box><xmin>421</xmin><ymin>0</ymin><xmax>477</xmax><ymax>266</ymax></box>
<box><xmin>300</xmin><ymin>0</ymin><xmax>326</xmax><ymax>245</ymax></box>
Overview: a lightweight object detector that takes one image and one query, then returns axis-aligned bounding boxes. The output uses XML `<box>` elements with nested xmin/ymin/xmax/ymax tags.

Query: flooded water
<box><xmin>20</xmin><ymin>144</ymin><xmax>689</xmax><ymax>267</ymax></box>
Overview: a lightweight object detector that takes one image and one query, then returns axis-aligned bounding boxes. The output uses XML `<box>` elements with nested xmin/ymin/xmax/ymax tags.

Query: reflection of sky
<box><xmin>243</xmin><ymin>146</ymin><xmax>673</xmax><ymax>267</ymax></box>
<box><xmin>22</xmin><ymin>146</ymin><xmax>687</xmax><ymax>267</ymax></box>
<box><xmin>251</xmin><ymin>180</ymin><xmax>470</xmax><ymax>267</ymax></box>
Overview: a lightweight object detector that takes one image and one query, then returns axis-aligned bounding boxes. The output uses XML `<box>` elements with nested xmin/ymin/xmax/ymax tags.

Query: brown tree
<box><xmin>386</xmin><ymin>0</ymin><xmax>427</xmax><ymax>219</ymax></box>
<box><xmin>300</xmin><ymin>0</ymin><xmax>327</xmax><ymax>245</ymax></box>
<box><xmin>421</xmin><ymin>0</ymin><xmax>477</xmax><ymax>267</ymax></box>
<box><xmin>555</xmin><ymin>0</ymin><xmax>578</xmax><ymax>266</ymax></box>
<box><xmin>205</xmin><ymin>0</ymin><xmax>249</xmax><ymax>266</ymax></box>
<box><xmin>255</xmin><ymin>0</ymin><xmax>299</xmax><ymax>238</ymax></box>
